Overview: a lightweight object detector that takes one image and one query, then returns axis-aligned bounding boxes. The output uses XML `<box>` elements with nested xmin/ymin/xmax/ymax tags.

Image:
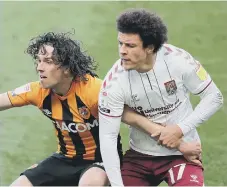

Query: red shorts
<box><xmin>122</xmin><ymin>149</ymin><xmax>204</xmax><ymax>186</ymax></box>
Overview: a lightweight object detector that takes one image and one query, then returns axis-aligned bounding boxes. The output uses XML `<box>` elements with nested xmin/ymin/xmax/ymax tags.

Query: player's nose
<box><xmin>36</xmin><ymin>61</ymin><xmax>45</xmax><ymax>72</ymax></box>
<box><xmin>119</xmin><ymin>45</ymin><xmax>127</xmax><ymax>55</ymax></box>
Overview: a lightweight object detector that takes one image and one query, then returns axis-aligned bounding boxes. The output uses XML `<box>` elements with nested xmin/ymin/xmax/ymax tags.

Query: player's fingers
<box><xmin>164</xmin><ymin>139</ymin><xmax>179</xmax><ymax>149</ymax></box>
<box><xmin>157</xmin><ymin>139</ymin><xmax>162</xmax><ymax>145</ymax></box>
<box><xmin>157</xmin><ymin>133</ymin><xmax>164</xmax><ymax>140</ymax></box>
<box><xmin>191</xmin><ymin>159</ymin><xmax>202</xmax><ymax>166</ymax></box>
<box><xmin>184</xmin><ymin>156</ymin><xmax>192</xmax><ymax>163</ymax></box>
<box><xmin>170</xmin><ymin>142</ymin><xmax>179</xmax><ymax>149</ymax></box>
<box><xmin>186</xmin><ymin>155</ymin><xmax>197</xmax><ymax>160</ymax></box>
<box><xmin>162</xmin><ymin>143</ymin><xmax>170</xmax><ymax>148</ymax></box>
<box><xmin>166</xmin><ymin>143</ymin><xmax>174</xmax><ymax>149</ymax></box>
<box><xmin>151</xmin><ymin>131</ymin><xmax>161</xmax><ymax>138</ymax></box>
<box><xmin>196</xmin><ymin>142</ymin><xmax>201</xmax><ymax>147</ymax></box>
<box><xmin>160</xmin><ymin>138</ymin><xmax>172</xmax><ymax>147</ymax></box>
<box><xmin>193</xmin><ymin>148</ymin><xmax>201</xmax><ymax>155</ymax></box>
<box><xmin>162</xmin><ymin>139</ymin><xmax>168</xmax><ymax>145</ymax></box>
<box><xmin>164</xmin><ymin>140</ymin><xmax>175</xmax><ymax>148</ymax></box>
<box><xmin>197</xmin><ymin>147</ymin><xmax>202</xmax><ymax>154</ymax></box>
<box><xmin>192</xmin><ymin>150</ymin><xmax>201</xmax><ymax>157</ymax></box>
<box><xmin>196</xmin><ymin>145</ymin><xmax>202</xmax><ymax>149</ymax></box>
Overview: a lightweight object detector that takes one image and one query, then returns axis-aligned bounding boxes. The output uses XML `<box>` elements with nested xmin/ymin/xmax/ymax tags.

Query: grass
<box><xmin>0</xmin><ymin>1</ymin><xmax>227</xmax><ymax>185</ymax></box>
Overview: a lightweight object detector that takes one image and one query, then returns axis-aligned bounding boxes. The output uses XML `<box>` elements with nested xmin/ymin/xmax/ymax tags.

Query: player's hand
<box><xmin>150</xmin><ymin>124</ymin><xmax>165</xmax><ymax>141</ymax></box>
<box><xmin>178</xmin><ymin>141</ymin><xmax>202</xmax><ymax>155</ymax></box>
<box><xmin>184</xmin><ymin>154</ymin><xmax>202</xmax><ymax>166</ymax></box>
<box><xmin>157</xmin><ymin>125</ymin><xmax>183</xmax><ymax>148</ymax></box>
<box><xmin>179</xmin><ymin>142</ymin><xmax>202</xmax><ymax>166</ymax></box>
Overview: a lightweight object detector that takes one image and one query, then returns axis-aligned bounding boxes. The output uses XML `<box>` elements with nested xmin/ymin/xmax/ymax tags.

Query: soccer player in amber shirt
<box><xmin>0</xmin><ymin>32</ymin><xmax>124</xmax><ymax>186</ymax></box>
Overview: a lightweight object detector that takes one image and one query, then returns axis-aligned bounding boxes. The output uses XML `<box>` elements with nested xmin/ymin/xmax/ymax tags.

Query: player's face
<box><xmin>36</xmin><ymin>45</ymin><xmax>67</xmax><ymax>89</ymax></box>
<box><xmin>118</xmin><ymin>32</ymin><xmax>151</xmax><ymax>71</ymax></box>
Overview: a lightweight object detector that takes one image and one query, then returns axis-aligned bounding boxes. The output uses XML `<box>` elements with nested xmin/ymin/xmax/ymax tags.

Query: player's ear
<box><xmin>146</xmin><ymin>45</ymin><xmax>154</xmax><ymax>54</ymax></box>
<box><xmin>63</xmin><ymin>68</ymin><xmax>71</xmax><ymax>77</ymax></box>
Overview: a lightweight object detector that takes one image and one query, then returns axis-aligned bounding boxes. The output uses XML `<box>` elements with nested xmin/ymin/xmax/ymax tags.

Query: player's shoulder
<box><xmin>29</xmin><ymin>81</ymin><xmax>42</xmax><ymax>89</ymax></box>
<box><xmin>11</xmin><ymin>81</ymin><xmax>45</xmax><ymax>95</ymax></box>
<box><xmin>30</xmin><ymin>81</ymin><xmax>51</xmax><ymax>94</ymax></box>
<box><xmin>79</xmin><ymin>74</ymin><xmax>102</xmax><ymax>90</ymax></box>
<box><xmin>104</xmin><ymin>59</ymin><xmax>126</xmax><ymax>78</ymax></box>
<box><xmin>161</xmin><ymin>44</ymin><xmax>195</xmax><ymax>67</ymax></box>
<box><xmin>9</xmin><ymin>81</ymin><xmax>50</xmax><ymax>108</ymax></box>
<box><xmin>102</xmin><ymin>59</ymin><xmax>127</xmax><ymax>90</ymax></box>
<box><xmin>162</xmin><ymin>44</ymin><xmax>190</xmax><ymax>58</ymax></box>
<box><xmin>75</xmin><ymin>74</ymin><xmax>102</xmax><ymax>106</ymax></box>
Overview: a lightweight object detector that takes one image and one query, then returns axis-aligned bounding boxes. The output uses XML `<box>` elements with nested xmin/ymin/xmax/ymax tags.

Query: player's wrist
<box><xmin>177</xmin><ymin>141</ymin><xmax>187</xmax><ymax>153</ymax></box>
<box><xmin>176</xmin><ymin>123</ymin><xmax>188</xmax><ymax>136</ymax></box>
<box><xmin>173</xmin><ymin>124</ymin><xmax>183</xmax><ymax>138</ymax></box>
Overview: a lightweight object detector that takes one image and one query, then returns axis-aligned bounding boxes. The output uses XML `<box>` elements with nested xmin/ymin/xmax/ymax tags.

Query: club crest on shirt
<box><xmin>164</xmin><ymin>80</ymin><xmax>177</xmax><ymax>95</ymax></box>
<box><xmin>79</xmin><ymin>106</ymin><xmax>91</xmax><ymax>119</ymax></box>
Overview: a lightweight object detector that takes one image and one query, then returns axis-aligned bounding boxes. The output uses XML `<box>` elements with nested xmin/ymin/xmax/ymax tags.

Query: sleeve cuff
<box><xmin>177</xmin><ymin>123</ymin><xmax>192</xmax><ymax>136</ymax></box>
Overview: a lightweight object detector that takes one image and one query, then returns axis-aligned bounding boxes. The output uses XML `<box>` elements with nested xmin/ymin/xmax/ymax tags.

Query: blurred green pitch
<box><xmin>0</xmin><ymin>1</ymin><xmax>227</xmax><ymax>185</ymax></box>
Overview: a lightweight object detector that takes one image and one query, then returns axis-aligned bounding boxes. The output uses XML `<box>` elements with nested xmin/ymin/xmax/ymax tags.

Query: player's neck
<box><xmin>52</xmin><ymin>77</ymin><xmax>74</xmax><ymax>96</ymax></box>
<box><xmin>137</xmin><ymin>53</ymin><xmax>157</xmax><ymax>73</ymax></box>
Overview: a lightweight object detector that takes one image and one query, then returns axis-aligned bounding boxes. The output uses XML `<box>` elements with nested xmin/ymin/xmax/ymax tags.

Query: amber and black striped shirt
<box><xmin>8</xmin><ymin>74</ymin><xmax>122</xmax><ymax>161</ymax></box>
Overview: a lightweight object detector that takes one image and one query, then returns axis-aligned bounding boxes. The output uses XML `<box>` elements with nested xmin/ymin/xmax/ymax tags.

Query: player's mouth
<box><xmin>40</xmin><ymin>75</ymin><xmax>47</xmax><ymax>80</ymax></box>
<box><xmin>121</xmin><ymin>58</ymin><xmax>130</xmax><ymax>63</ymax></box>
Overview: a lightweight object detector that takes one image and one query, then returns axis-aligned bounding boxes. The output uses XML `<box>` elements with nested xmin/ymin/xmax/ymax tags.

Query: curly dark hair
<box><xmin>26</xmin><ymin>31</ymin><xmax>98</xmax><ymax>81</ymax></box>
<box><xmin>117</xmin><ymin>8</ymin><xmax>168</xmax><ymax>53</ymax></box>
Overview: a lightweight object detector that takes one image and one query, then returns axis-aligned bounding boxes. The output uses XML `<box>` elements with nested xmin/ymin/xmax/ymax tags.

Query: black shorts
<box><xmin>21</xmin><ymin>154</ymin><xmax>105</xmax><ymax>186</ymax></box>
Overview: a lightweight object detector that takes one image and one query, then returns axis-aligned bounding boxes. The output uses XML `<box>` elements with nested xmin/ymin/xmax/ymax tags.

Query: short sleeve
<box><xmin>7</xmin><ymin>82</ymin><xmax>42</xmax><ymax>107</ymax></box>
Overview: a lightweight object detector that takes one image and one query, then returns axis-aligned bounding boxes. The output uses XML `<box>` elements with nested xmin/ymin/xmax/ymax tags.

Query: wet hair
<box><xmin>26</xmin><ymin>31</ymin><xmax>98</xmax><ymax>81</ymax></box>
<box><xmin>117</xmin><ymin>8</ymin><xmax>168</xmax><ymax>53</ymax></box>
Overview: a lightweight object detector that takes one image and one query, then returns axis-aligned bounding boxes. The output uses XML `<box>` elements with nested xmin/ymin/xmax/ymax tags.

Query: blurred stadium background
<box><xmin>0</xmin><ymin>1</ymin><xmax>227</xmax><ymax>185</ymax></box>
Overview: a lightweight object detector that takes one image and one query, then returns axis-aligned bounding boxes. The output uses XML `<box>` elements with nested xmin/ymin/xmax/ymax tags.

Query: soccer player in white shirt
<box><xmin>98</xmin><ymin>8</ymin><xmax>223</xmax><ymax>186</ymax></box>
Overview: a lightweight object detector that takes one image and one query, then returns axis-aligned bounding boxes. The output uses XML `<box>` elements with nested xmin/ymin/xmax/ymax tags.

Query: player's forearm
<box><xmin>0</xmin><ymin>93</ymin><xmax>13</xmax><ymax>111</ymax></box>
<box><xmin>122</xmin><ymin>106</ymin><xmax>200</xmax><ymax>153</ymax></box>
<box><xmin>100</xmin><ymin>136</ymin><xmax>124</xmax><ymax>186</ymax></box>
<box><xmin>125</xmin><ymin>112</ymin><xmax>190</xmax><ymax>152</ymax></box>
<box><xmin>99</xmin><ymin>113</ymin><xmax>124</xmax><ymax>186</ymax></box>
<box><xmin>122</xmin><ymin>105</ymin><xmax>162</xmax><ymax>135</ymax></box>
<box><xmin>178</xmin><ymin>82</ymin><xmax>223</xmax><ymax>135</ymax></box>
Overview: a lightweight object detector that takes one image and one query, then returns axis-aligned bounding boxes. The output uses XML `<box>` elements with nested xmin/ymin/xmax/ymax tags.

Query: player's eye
<box><xmin>126</xmin><ymin>44</ymin><xmax>136</xmax><ymax>48</ymax></box>
<box><xmin>46</xmin><ymin>60</ymin><xmax>52</xmax><ymax>64</ymax></box>
<box><xmin>34</xmin><ymin>59</ymin><xmax>41</xmax><ymax>64</ymax></box>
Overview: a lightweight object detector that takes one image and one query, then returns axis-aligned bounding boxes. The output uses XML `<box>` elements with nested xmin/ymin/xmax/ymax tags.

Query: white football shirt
<box><xmin>98</xmin><ymin>44</ymin><xmax>223</xmax><ymax>186</ymax></box>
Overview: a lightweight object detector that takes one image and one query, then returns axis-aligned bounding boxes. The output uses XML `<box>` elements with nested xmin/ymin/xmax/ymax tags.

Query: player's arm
<box><xmin>99</xmin><ymin>85</ymin><xmax>125</xmax><ymax>186</ymax></box>
<box><xmin>0</xmin><ymin>93</ymin><xmax>13</xmax><ymax>111</ymax></box>
<box><xmin>158</xmin><ymin>53</ymin><xmax>223</xmax><ymax>147</ymax></box>
<box><xmin>178</xmin><ymin>59</ymin><xmax>223</xmax><ymax>135</ymax></box>
<box><xmin>122</xmin><ymin>105</ymin><xmax>163</xmax><ymax>136</ymax></box>
<box><xmin>122</xmin><ymin>106</ymin><xmax>201</xmax><ymax>161</ymax></box>
<box><xmin>1</xmin><ymin>82</ymin><xmax>42</xmax><ymax>111</ymax></box>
